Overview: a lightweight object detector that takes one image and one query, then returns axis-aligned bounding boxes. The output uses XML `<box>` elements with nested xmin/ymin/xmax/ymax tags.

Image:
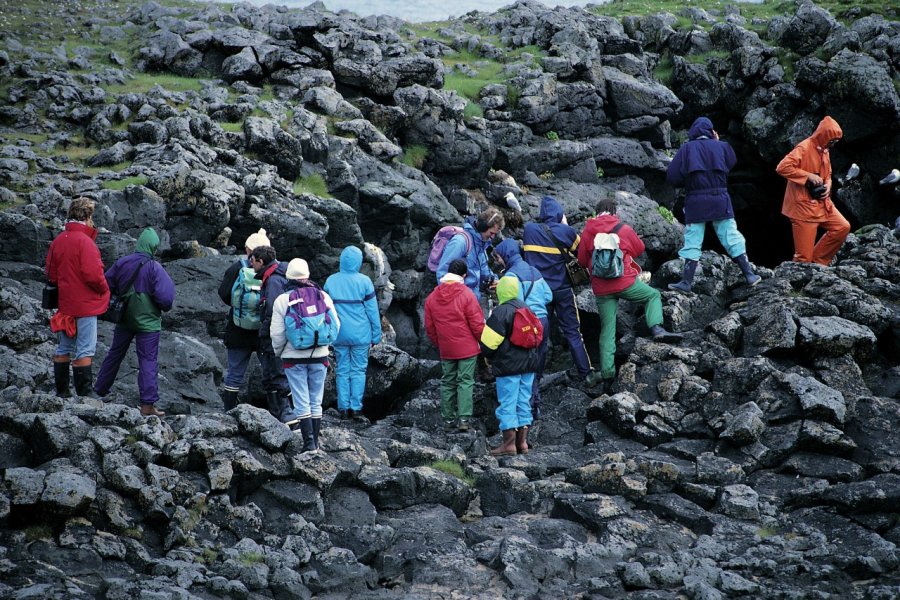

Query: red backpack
<box><xmin>509</xmin><ymin>306</ymin><xmax>543</xmax><ymax>348</ymax></box>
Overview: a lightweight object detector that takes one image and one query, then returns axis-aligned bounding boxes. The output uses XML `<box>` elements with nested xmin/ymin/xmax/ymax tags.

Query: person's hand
<box><xmin>489</xmin><ymin>279</ymin><xmax>498</xmax><ymax>290</ymax></box>
<box><xmin>712</xmin><ymin>130</ymin><xmax>719</xmax><ymax>140</ymax></box>
<box><xmin>807</xmin><ymin>173</ymin><xmax>824</xmax><ymax>186</ymax></box>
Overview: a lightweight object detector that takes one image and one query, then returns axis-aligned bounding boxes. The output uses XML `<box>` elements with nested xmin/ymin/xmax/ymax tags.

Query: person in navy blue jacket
<box><xmin>94</xmin><ymin>228</ymin><xmax>175</xmax><ymax>417</ymax></box>
<box><xmin>435</xmin><ymin>206</ymin><xmax>504</xmax><ymax>301</ymax></box>
<box><xmin>324</xmin><ymin>246</ymin><xmax>383</xmax><ymax>420</ymax></box>
<box><xmin>492</xmin><ymin>239</ymin><xmax>553</xmax><ymax>419</ymax></box>
<box><xmin>250</xmin><ymin>245</ymin><xmax>291</xmax><ymax>422</ymax></box>
<box><xmin>522</xmin><ymin>196</ymin><xmax>594</xmax><ymax>382</ymax></box>
<box><xmin>666</xmin><ymin>116</ymin><xmax>760</xmax><ymax>292</ymax></box>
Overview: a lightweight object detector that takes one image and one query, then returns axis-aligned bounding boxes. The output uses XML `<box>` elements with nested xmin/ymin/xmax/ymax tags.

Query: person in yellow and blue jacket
<box><xmin>480</xmin><ymin>277</ymin><xmax>539</xmax><ymax>457</ymax></box>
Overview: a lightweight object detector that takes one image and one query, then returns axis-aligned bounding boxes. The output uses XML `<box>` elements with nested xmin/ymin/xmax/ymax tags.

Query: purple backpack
<box><xmin>284</xmin><ymin>286</ymin><xmax>338</xmax><ymax>350</ymax></box>
<box><xmin>427</xmin><ymin>226</ymin><xmax>472</xmax><ymax>271</ymax></box>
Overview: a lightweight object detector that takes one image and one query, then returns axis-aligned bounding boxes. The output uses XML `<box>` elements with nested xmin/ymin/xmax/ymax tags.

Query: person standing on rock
<box><xmin>435</xmin><ymin>206</ymin><xmax>504</xmax><ymax>301</ymax></box>
<box><xmin>522</xmin><ymin>196</ymin><xmax>595</xmax><ymax>384</ymax></box>
<box><xmin>666</xmin><ymin>116</ymin><xmax>761</xmax><ymax>292</ymax></box>
<box><xmin>324</xmin><ymin>246</ymin><xmax>382</xmax><ymax>421</ymax></box>
<box><xmin>424</xmin><ymin>259</ymin><xmax>486</xmax><ymax>432</ymax></box>
<box><xmin>93</xmin><ymin>228</ymin><xmax>175</xmax><ymax>417</ymax></box>
<box><xmin>480</xmin><ymin>277</ymin><xmax>539</xmax><ymax>456</ymax></box>
<box><xmin>492</xmin><ymin>238</ymin><xmax>553</xmax><ymax>420</ymax></box>
<box><xmin>250</xmin><ymin>244</ymin><xmax>292</xmax><ymax>422</ymax></box>
<box><xmin>270</xmin><ymin>259</ymin><xmax>340</xmax><ymax>452</ymax></box>
<box><xmin>578</xmin><ymin>196</ymin><xmax>682</xmax><ymax>390</ymax></box>
<box><xmin>776</xmin><ymin>115</ymin><xmax>851</xmax><ymax>266</ymax></box>
<box><xmin>46</xmin><ymin>197</ymin><xmax>110</xmax><ymax>400</ymax></box>
<box><xmin>217</xmin><ymin>228</ymin><xmax>270</xmax><ymax>412</ymax></box>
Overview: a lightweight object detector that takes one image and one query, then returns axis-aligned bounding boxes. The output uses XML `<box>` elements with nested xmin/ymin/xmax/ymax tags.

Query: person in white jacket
<box><xmin>270</xmin><ymin>258</ymin><xmax>340</xmax><ymax>452</ymax></box>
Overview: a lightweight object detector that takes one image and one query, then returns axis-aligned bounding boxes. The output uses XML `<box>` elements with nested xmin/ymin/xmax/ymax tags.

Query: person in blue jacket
<box><xmin>492</xmin><ymin>238</ymin><xmax>553</xmax><ymax>419</ymax></box>
<box><xmin>435</xmin><ymin>206</ymin><xmax>504</xmax><ymax>301</ymax></box>
<box><xmin>94</xmin><ymin>227</ymin><xmax>175</xmax><ymax>417</ymax></box>
<box><xmin>522</xmin><ymin>196</ymin><xmax>594</xmax><ymax>383</ymax></box>
<box><xmin>250</xmin><ymin>245</ymin><xmax>291</xmax><ymax>422</ymax></box>
<box><xmin>324</xmin><ymin>246</ymin><xmax>383</xmax><ymax>420</ymax></box>
<box><xmin>666</xmin><ymin>116</ymin><xmax>760</xmax><ymax>292</ymax></box>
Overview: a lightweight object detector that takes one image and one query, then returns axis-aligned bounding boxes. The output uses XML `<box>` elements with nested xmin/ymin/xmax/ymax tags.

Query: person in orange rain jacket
<box><xmin>775</xmin><ymin>116</ymin><xmax>851</xmax><ymax>266</ymax></box>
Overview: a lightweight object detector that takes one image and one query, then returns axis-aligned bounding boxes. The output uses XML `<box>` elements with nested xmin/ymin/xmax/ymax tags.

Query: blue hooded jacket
<box><xmin>666</xmin><ymin>116</ymin><xmax>737</xmax><ymax>223</ymax></box>
<box><xmin>434</xmin><ymin>216</ymin><xmax>496</xmax><ymax>300</ymax></box>
<box><xmin>324</xmin><ymin>246</ymin><xmax>382</xmax><ymax>346</ymax></box>
<box><xmin>522</xmin><ymin>196</ymin><xmax>580</xmax><ymax>290</ymax></box>
<box><xmin>493</xmin><ymin>238</ymin><xmax>553</xmax><ymax>320</ymax></box>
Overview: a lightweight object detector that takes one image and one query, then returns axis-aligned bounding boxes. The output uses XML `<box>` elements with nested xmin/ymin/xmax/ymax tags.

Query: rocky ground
<box><xmin>0</xmin><ymin>0</ymin><xmax>899</xmax><ymax>598</ymax></box>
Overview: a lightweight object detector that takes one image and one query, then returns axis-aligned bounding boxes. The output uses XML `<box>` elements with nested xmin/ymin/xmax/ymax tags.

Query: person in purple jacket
<box><xmin>94</xmin><ymin>228</ymin><xmax>176</xmax><ymax>417</ymax></box>
<box><xmin>666</xmin><ymin>116</ymin><xmax>761</xmax><ymax>293</ymax></box>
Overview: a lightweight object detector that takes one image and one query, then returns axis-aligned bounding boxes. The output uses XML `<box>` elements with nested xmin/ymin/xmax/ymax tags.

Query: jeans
<box><xmin>55</xmin><ymin>316</ymin><xmax>98</xmax><ymax>360</ymax></box>
<box><xmin>334</xmin><ymin>344</ymin><xmax>369</xmax><ymax>412</ymax></box>
<box><xmin>223</xmin><ymin>347</ymin><xmax>258</xmax><ymax>392</ymax></box>
<box><xmin>495</xmin><ymin>373</ymin><xmax>535</xmax><ymax>431</ymax></box>
<box><xmin>94</xmin><ymin>329</ymin><xmax>161</xmax><ymax>404</ymax></box>
<box><xmin>548</xmin><ymin>287</ymin><xmax>592</xmax><ymax>377</ymax></box>
<box><xmin>440</xmin><ymin>356</ymin><xmax>476</xmax><ymax>420</ymax></box>
<box><xmin>284</xmin><ymin>362</ymin><xmax>327</xmax><ymax>420</ymax></box>
<box><xmin>679</xmin><ymin>218</ymin><xmax>747</xmax><ymax>261</ymax></box>
<box><xmin>594</xmin><ymin>280</ymin><xmax>663</xmax><ymax>379</ymax></box>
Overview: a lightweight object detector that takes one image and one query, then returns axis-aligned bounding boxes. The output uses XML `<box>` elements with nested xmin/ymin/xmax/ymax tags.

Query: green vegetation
<box><xmin>658</xmin><ymin>206</ymin><xmax>675</xmax><ymax>223</ymax></box>
<box><xmin>238</xmin><ymin>551</ymin><xmax>266</xmax><ymax>567</ymax></box>
<box><xmin>545</xmin><ymin>131</ymin><xmax>560</xmax><ymax>142</ymax></box>
<box><xmin>102</xmin><ymin>175</ymin><xmax>149</xmax><ymax>191</ymax></box>
<box><xmin>219</xmin><ymin>121</ymin><xmax>244</xmax><ymax>133</ymax></box>
<box><xmin>429</xmin><ymin>460</ymin><xmax>476</xmax><ymax>486</ymax></box>
<box><xmin>505</xmin><ymin>84</ymin><xmax>521</xmax><ymax>109</ymax></box>
<box><xmin>292</xmin><ymin>173</ymin><xmax>331</xmax><ymax>198</ymax></box>
<box><xmin>197</xmin><ymin>547</ymin><xmax>219</xmax><ymax>565</ymax></box>
<box><xmin>539</xmin><ymin>171</ymin><xmax>554</xmax><ymax>180</ymax></box>
<box><xmin>463</xmin><ymin>102</ymin><xmax>483</xmax><ymax>119</ymax></box>
<box><xmin>104</xmin><ymin>73</ymin><xmax>207</xmax><ymax>96</ymax></box>
<box><xmin>653</xmin><ymin>55</ymin><xmax>674</xmax><ymax>87</ymax></box>
<box><xmin>84</xmin><ymin>162</ymin><xmax>132</xmax><ymax>176</ymax></box>
<box><xmin>684</xmin><ymin>50</ymin><xmax>730</xmax><ymax>65</ymax></box>
<box><xmin>400</xmin><ymin>144</ymin><xmax>428</xmax><ymax>170</ymax></box>
<box><xmin>596</xmin><ymin>167</ymin><xmax>605</xmax><ymax>179</ymax></box>
<box><xmin>24</xmin><ymin>524</ymin><xmax>54</xmax><ymax>542</ymax></box>
<box><xmin>757</xmin><ymin>526</ymin><xmax>778</xmax><ymax>539</ymax></box>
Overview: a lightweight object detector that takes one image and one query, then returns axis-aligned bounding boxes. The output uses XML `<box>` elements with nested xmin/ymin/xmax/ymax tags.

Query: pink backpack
<box><xmin>426</xmin><ymin>226</ymin><xmax>472</xmax><ymax>271</ymax></box>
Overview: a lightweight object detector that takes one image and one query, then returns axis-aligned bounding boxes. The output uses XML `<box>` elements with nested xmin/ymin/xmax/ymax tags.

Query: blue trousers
<box><xmin>679</xmin><ymin>219</ymin><xmax>747</xmax><ymax>261</ymax></box>
<box><xmin>531</xmin><ymin>316</ymin><xmax>550</xmax><ymax>410</ymax></box>
<box><xmin>258</xmin><ymin>337</ymin><xmax>289</xmax><ymax>396</ymax></box>
<box><xmin>335</xmin><ymin>344</ymin><xmax>369</xmax><ymax>412</ymax></box>
<box><xmin>94</xmin><ymin>328</ymin><xmax>161</xmax><ymax>405</ymax></box>
<box><xmin>548</xmin><ymin>287</ymin><xmax>592</xmax><ymax>377</ymax></box>
<box><xmin>495</xmin><ymin>373</ymin><xmax>535</xmax><ymax>431</ymax></box>
<box><xmin>284</xmin><ymin>362</ymin><xmax>327</xmax><ymax>420</ymax></box>
<box><xmin>223</xmin><ymin>347</ymin><xmax>259</xmax><ymax>392</ymax></box>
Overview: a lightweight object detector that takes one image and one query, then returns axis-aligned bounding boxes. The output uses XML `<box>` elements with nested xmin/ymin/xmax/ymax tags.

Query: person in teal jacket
<box><xmin>492</xmin><ymin>238</ymin><xmax>553</xmax><ymax>419</ymax></box>
<box><xmin>324</xmin><ymin>246</ymin><xmax>383</xmax><ymax>420</ymax></box>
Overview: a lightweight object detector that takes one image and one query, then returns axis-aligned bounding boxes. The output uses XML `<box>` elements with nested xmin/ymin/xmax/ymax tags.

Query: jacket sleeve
<box><xmin>577</xmin><ymin>223</ymin><xmax>593</xmax><ymax>268</ymax></box>
<box><xmin>270</xmin><ymin>295</ymin><xmax>288</xmax><ymax>356</ymax></box>
<box><xmin>776</xmin><ymin>144</ymin><xmax>811</xmax><ymax>185</ymax></box>
<box><xmin>666</xmin><ymin>148</ymin><xmax>686</xmax><ymax>186</ymax></box>
<box><xmin>465</xmin><ymin>293</ymin><xmax>486</xmax><ymax>343</ymax></box>
<box><xmin>479</xmin><ymin>310</ymin><xmax>505</xmax><ymax>359</ymax></box>
<box><xmin>537</xmin><ymin>278</ymin><xmax>553</xmax><ymax>309</ymax></box>
<box><xmin>620</xmin><ymin>225</ymin><xmax>646</xmax><ymax>259</ymax></box>
<box><xmin>150</xmin><ymin>264</ymin><xmax>176</xmax><ymax>312</ymax></box>
<box><xmin>363</xmin><ymin>280</ymin><xmax>382</xmax><ymax>344</ymax></box>
<box><xmin>45</xmin><ymin>247</ymin><xmax>58</xmax><ymax>283</ymax></box>
<box><xmin>218</xmin><ymin>261</ymin><xmax>241</xmax><ymax>305</ymax></box>
<box><xmin>82</xmin><ymin>241</ymin><xmax>110</xmax><ymax>295</ymax></box>
<box><xmin>424</xmin><ymin>298</ymin><xmax>438</xmax><ymax>347</ymax></box>
<box><xmin>723</xmin><ymin>141</ymin><xmax>737</xmax><ymax>172</ymax></box>
<box><xmin>435</xmin><ymin>234</ymin><xmax>467</xmax><ymax>282</ymax></box>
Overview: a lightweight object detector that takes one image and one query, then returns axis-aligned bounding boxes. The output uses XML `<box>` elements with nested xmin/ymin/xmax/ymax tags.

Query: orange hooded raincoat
<box><xmin>776</xmin><ymin>116</ymin><xmax>843</xmax><ymax>222</ymax></box>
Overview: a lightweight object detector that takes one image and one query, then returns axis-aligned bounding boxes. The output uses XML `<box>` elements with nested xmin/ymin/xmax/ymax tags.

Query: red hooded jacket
<box><xmin>45</xmin><ymin>221</ymin><xmax>110</xmax><ymax>317</ymax></box>
<box><xmin>577</xmin><ymin>214</ymin><xmax>644</xmax><ymax>296</ymax></box>
<box><xmin>424</xmin><ymin>279</ymin><xmax>485</xmax><ymax>360</ymax></box>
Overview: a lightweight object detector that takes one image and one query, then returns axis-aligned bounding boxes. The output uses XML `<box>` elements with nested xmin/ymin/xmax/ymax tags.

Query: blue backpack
<box><xmin>284</xmin><ymin>286</ymin><xmax>338</xmax><ymax>350</ymax></box>
<box><xmin>230</xmin><ymin>259</ymin><xmax>262</xmax><ymax>330</ymax></box>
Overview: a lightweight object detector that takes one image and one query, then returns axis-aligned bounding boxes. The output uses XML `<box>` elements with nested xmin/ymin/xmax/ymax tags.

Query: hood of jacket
<box><xmin>811</xmin><ymin>116</ymin><xmax>842</xmax><ymax>148</ymax></box>
<box><xmin>539</xmin><ymin>196</ymin><xmax>564</xmax><ymax>224</ymax></box>
<box><xmin>688</xmin><ymin>116</ymin><xmax>714</xmax><ymax>140</ymax></box>
<box><xmin>496</xmin><ymin>276</ymin><xmax>520</xmax><ymax>304</ymax></box>
<box><xmin>64</xmin><ymin>221</ymin><xmax>99</xmax><ymax>241</ymax></box>
<box><xmin>433</xmin><ymin>280</ymin><xmax>469</xmax><ymax>305</ymax></box>
<box><xmin>339</xmin><ymin>245</ymin><xmax>363</xmax><ymax>273</ymax></box>
<box><xmin>493</xmin><ymin>238</ymin><xmax>523</xmax><ymax>269</ymax></box>
<box><xmin>135</xmin><ymin>227</ymin><xmax>159</xmax><ymax>257</ymax></box>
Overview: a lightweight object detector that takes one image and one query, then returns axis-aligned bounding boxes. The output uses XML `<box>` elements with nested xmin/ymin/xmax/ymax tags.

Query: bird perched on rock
<box><xmin>879</xmin><ymin>169</ymin><xmax>900</xmax><ymax>186</ymax></box>
<box><xmin>504</xmin><ymin>191</ymin><xmax>522</xmax><ymax>213</ymax></box>
<box><xmin>845</xmin><ymin>163</ymin><xmax>860</xmax><ymax>181</ymax></box>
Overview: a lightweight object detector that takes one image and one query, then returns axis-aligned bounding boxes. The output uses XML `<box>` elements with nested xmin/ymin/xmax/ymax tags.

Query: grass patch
<box><xmin>24</xmin><ymin>524</ymin><xmax>54</xmax><ymax>542</ymax></box>
<box><xmin>219</xmin><ymin>121</ymin><xmax>244</xmax><ymax>133</ymax></box>
<box><xmin>442</xmin><ymin>49</ymin><xmax>506</xmax><ymax>102</ymax></box>
<box><xmin>0</xmin><ymin>132</ymin><xmax>49</xmax><ymax>145</ymax></box>
<box><xmin>292</xmin><ymin>173</ymin><xmax>331</xmax><ymax>198</ymax></box>
<box><xmin>757</xmin><ymin>526</ymin><xmax>779</xmax><ymax>539</ymax></box>
<box><xmin>104</xmin><ymin>72</ymin><xmax>206</xmax><ymax>95</ymax></box>
<box><xmin>238</xmin><ymin>551</ymin><xmax>266</xmax><ymax>567</ymax></box>
<box><xmin>197</xmin><ymin>547</ymin><xmax>218</xmax><ymax>565</ymax></box>
<box><xmin>546</xmin><ymin>131</ymin><xmax>560</xmax><ymax>142</ymax></box>
<box><xmin>653</xmin><ymin>55</ymin><xmax>674</xmax><ymax>86</ymax></box>
<box><xmin>400</xmin><ymin>144</ymin><xmax>428</xmax><ymax>169</ymax></box>
<box><xmin>658</xmin><ymin>206</ymin><xmax>675</xmax><ymax>223</ymax></box>
<box><xmin>84</xmin><ymin>161</ymin><xmax>131</xmax><ymax>176</ymax></box>
<box><xmin>463</xmin><ymin>102</ymin><xmax>483</xmax><ymax>119</ymax></box>
<box><xmin>684</xmin><ymin>50</ymin><xmax>731</xmax><ymax>65</ymax></box>
<box><xmin>102</xmin><ymin>175</ymin><xmax>149</xmax><ymax>191</ymax></box>
<box><xmin>429</xmin><ymin>460</ymin><xmax>476</xmax><ymax>486</ymax></box>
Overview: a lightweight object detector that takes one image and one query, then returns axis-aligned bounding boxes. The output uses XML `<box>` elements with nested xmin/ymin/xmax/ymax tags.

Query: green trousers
<box><xmin>440</xmin><ymin>357</ymin><xmax>476</xmax><ymax>420</ymax></box>
<box><xmin>594</xmin><ymin>279</ymin><xmax>663</xmax><ymax>379</ymax></box>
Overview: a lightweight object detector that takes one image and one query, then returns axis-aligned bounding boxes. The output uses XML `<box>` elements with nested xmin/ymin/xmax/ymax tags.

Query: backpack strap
<box><xmin>540</xmin><ymin>223</ymin><xmax>574</xmax><ymax>258</ymax></box>
<box><xmin>116</xmin><ymin>259</ymin><xmax>150</xmax><ymax>295</ymax></box>
<box><xmin>610</xmin><ymin>222</ymin><xmax>624</xmax><ymax>235</ymax></box>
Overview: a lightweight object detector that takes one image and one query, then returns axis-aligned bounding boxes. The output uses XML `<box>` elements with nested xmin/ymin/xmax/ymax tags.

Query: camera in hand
<box><xmin>805</xmin><ymin>180</ymin><xmax>828</xmax><ymax>200</ymax></box>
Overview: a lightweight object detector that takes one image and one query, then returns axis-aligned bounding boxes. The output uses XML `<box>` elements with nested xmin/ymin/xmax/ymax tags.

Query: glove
<box><xmin>504</xmin><ymin>192</ymin><xmax>522</xmax><ymax>212</ymax></box>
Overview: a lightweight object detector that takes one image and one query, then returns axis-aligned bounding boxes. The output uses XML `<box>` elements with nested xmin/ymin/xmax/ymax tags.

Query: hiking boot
<box><xmin>443</xmin><ymin>419</ymin><xmax>457</xmax><ymax>432</ymax></box>
<box><xmin>668</xmin><ymin>259</ymin><xmax>698</xmax><ymax>294</ymax></box>
<box><xmin>585</xmin><ymin>371</ymin><xmax>605</xmax><ymax>388</ymax></box>
<box><xmin>733</xmin><ymin>253</ymin><xmax>761</xmax><ymax>287</ymax></box>
<box><xmin>650</xmin><ymin>325</ymin><xmax>683</xmax><ymax>343</ymax></box>
<box><xmin>140</xmin><ymin>404</ymin><xmax>166</xmax><ymax>417</ymax></box>
<box><xmin>339</xmin><ymin>409</ymin><xmax>349</xmax><ymax>420</ymax></box>
<box><xmin>457</xmin><ymin>418</ymin><xmax>471</xmax><ymax>432</ymax></box>
<box><xmin>531</xmin><ymin>405</ymin><xmax>542</xmax><ymax>420</ymax></box>
<box><xmin>515</xmin><ymin>426</ymin><xmax>529</xmax><ymax>455</ymax></box>
<box><xmin>490</xmin><ymin>429</ymin><xmax>518</xmax><ymax>457</ymax></box>
<box><xmin>347</xmin><ymin>408</ymin><xmax>355</xmax><ymax>420</ymax></box>
<box><xmin>221</xmin><ymin>389</ymin><xmax>239</xmax><ymax>412</ymax></box>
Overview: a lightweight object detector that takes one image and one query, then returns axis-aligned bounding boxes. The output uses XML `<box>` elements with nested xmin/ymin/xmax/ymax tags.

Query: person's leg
<box><xmin>284</xmin><ymin>364</ymin><xmax>314</xmax><ymax>450</ymax></box>
<box><xmin>94</xmin><ymin>327</ymin><xmax>135</xmax><ymax>396</ymax></box>
<box><xmin>493</xmin><ymin>375</ymin><xmax>518</xmax><ymax>432</ymax></box>
<box><xmin>516</xmin><ymin>373</ymin><xmax>535</xmax><ymax>429</ymax></box>
<box><xmin>334</xmin><ymin>345</ymin><xmax>351</xmax><ymax>412</ymax></box>
<box><xmin>812</xmin><ymin>209</ymin><xmax>851</xmax><ymax>265</ymax></box>
<box><xmin>307</xmin><ymin>362</ymin><xmax>327</xmax><ymax>449</ymax></box>
<box><xmin>790</xmin><ymin>219</ymin><xmax>818</xmax><ymax>263</ymax></box>
<box><xmin>348</xmin><ymin>344</ymin><xmax>369</xmax><ymax>413</ymax></box>
<box><xmin>553</xmin><ymin>287</ymin><xmax>592</xmax><ymax>377</ymax></box>
<box><xmin>531</xmin><ymin>316</ymin><xmax>549</xmax><ymax>416</ymax></box>
<box><xmin>594</xmin><ymin>294</ymin><xmax>619</xmax><ymax>380</ymax></box>
<box><xmin>440</xmin><ymin>359</ymin><xmax>459</xmax><ymax>422</ymax></box>
<box><xmin>456</xmin><ymin>356</ymin><xmax>476</xmax><ymax>422</ymax></box>
<box><xmin>222</xmin><ymin>347</ymin><xmax>252</xmax><ymax>410</ymax></box>
<box><xmin>619</xmin><ymin>279</ymin><xmax>664</xmax><ymax>328</ymax></box>
<box><xmin>259</xmin><ymin>345</ymin><xmax>290</xmax><ymax>421</ymax></box>
<box><xmin>712</xmin><ymin>218</ymin><xmax>747</xmax><ymax>259</ymax></box>
<box><xmin>134</xmin><ymin>331</ymin><xmax>161</xmax><ymax>405</ymax></box>
<box><xmin>678</xmin><ymin>223</ymin><xmax>705</xmax><ymax>261</ymax></box>
<box><xmin>53</xmin><ymin>330</ymin><xmax>75</xmax><ymax>398</ymax></box>
<box><xmin>71</xmin><ymin>316</ymin><xmax>99</xmax><ymax>397</ymax></box>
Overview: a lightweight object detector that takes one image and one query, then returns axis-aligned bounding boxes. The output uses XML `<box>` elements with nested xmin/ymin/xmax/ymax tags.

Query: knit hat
<box><xmin>244</xmin><ymin>228</ymin><xmax>270</xmax><ymax>251</ymax></box>
<box><xmin>286</xmin><ymin>258</ymin><xmax>310</xmax><ymax>280</ymax></box>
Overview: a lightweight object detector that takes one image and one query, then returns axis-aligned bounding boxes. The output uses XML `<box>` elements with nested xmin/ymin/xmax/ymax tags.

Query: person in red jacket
<box><xmin>45</xmin><ymin>197</ymin><xmax>111</xmax><ymax>399</ymax></box>
<box><xmin>424</xmin><ymin>259</ymin><xmax>485</xmax><ymax>432</ymax></box>
<box><xmin>578</xmin><ymin>196</ymin><xmax>681</xmax><ymax>389</ymax></box>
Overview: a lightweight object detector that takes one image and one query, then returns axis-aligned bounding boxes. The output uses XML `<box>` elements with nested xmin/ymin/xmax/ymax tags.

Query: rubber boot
<box><xmin>311</xmin><ymin>418</ymin><xmax>321</xmax><ymax>451</ymax></box>
<box><xmin>72</xmin><ymin>364</ymin><xmax>98</xmax><ymax>399</ymax></box>
<box><xmin>221</xmin><ymin>389</ymin><xmax>239</xmax><ymax>412</ymax></box>
<box><xmin>266</xmin><ymin>391</ymin><xmax>286</xmax><ymax>422</ymax></box>
<box><xmin>650</xmin><ymin>325</ymin><xmax>683</xmax><ymax>343</ymax></box>
<box><xmin>516</xmin><ymin>426</ymin><xmax>529</xmax><ymax>455</ymax></box>
<box><xmin>490</xmin><ymin>429</ymin><xmax>518</xmax><ymax>457</ymax></box>
<box><xmin>733</xmin><ymin>253</ymin><xmax>761</xmax><ymax>287</ymax></box>
<box><xmin>298</xmin><ymin>418</ymin><xmax>316</xmax><ymax>453</ymax></box>
<box><xmin>53</xmin><ymin>360</ymin><xmax>71</xmax><ymax>398</ymax></box>
<box><xmin>668</xmin><ymin>259</ymin><xmax>698</xmax><ymax>293</ymax></box>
